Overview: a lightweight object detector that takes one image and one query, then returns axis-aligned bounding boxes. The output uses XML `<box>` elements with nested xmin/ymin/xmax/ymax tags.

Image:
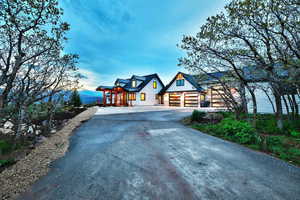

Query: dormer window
<box><xmin>176</xmin><ymin>74</ymin><xmax>184</xmax><ymax>86</ymax></box>
<box><xmin>132</xmin><ymin>80</ymin><xmax>137</xmax><ymax>88</ymax></box>
<box><xmin>153</xmin><ymin>80</ymin><xmax>157</xmax><ymax>89</ymax></box>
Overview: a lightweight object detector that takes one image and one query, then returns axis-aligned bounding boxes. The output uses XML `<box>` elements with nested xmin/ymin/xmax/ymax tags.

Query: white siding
<box><xmin>166</xmin><ymin>77</ymin><xmax>196</xmax><ymax>92</ymax></box>
<box><xmin>131</xmin><ymin>78</ymin><xmax>163</xmax><ymax>106</ymax></box>
<box><xmin>246</xmin><ymin>82</ymin><xmax>300</xmax><ymax>113</ymax></box>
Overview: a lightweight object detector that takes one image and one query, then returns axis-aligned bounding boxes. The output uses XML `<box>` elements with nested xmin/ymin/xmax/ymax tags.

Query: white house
<box><xmin>96</xmin><ymin>74</ymin><xmax>164</xmax><ymax>106</ymax></box>
<box><xmin>159</xmin><ymin>72</ymin><xmax>230</xmax><ymax>108</ymax></box>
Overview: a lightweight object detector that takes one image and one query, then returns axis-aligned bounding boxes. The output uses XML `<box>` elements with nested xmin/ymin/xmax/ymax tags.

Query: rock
<box><xmin>203</xmin><ymin>113</ymin><xmax>224</xmax><ymax>121</ymax></box>
<box><xmin>35</xmin><ymin>135</ymin><xmax>47</xmax><ymax>144</ymax></box>
<box><xmin>4</xmin><ymin>121</ymin><xmax>13</xmax><ymax>129</ymax></box>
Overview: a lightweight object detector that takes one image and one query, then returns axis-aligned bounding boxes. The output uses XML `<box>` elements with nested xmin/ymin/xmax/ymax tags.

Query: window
<box><xmin>177</xmin><ymin>73</ymin><xmax>183</xmax><ymax>79</ymax></box>
<box><xmin>129</xmin><ymin>93</ymin><xmax>136</xmax><ymax>101</ymax></box>
<box><xmin>176</xmin><ymin>79</ymin><xmax>184</xmax><ymax>86</ymax></box>
<box><xmin>132</xmin><ymin>80</ymin><xmax>137</xmax><ymax>88</ymax></box>
<box><xmin>140</xmin><ymin>93</ymin><xmax>146</xmax><ymax>101</ymax></box>
<box><xmin>153</xmin><ymin>80</ymin><xmax>157</xmax><ymax>89</ymax></box>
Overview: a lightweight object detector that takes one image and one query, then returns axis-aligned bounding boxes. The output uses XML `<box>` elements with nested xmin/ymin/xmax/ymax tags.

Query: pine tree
<box><xmin>70</xmin><ymin>89</ymin><xmax>82</xmax><ymax>107</ymax></box>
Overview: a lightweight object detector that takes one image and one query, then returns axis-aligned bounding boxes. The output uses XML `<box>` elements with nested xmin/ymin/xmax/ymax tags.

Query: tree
<box><xmin>0</xmin><ymin>0</ymin><xmax>81</xmax><ymax>138</ymax></box>
<box><xmin>179</xmin><ymin>0</ymin><xmax>300</xmax><ymax>129</ymax></box>
<box><xmin>69</xmin><ymin>89</ymin><xmax>82</xmax><ymax>107</ymax></box>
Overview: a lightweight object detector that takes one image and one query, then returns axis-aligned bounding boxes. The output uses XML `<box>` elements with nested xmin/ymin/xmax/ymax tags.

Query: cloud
<box><xmin>60</xmin><ymin>0</ymin><xmax>227</xmax><ymax>89</ymax></box>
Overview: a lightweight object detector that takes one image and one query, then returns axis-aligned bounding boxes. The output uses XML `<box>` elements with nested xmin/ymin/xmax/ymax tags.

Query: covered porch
<box><xmin>96</xmin><ymin>86</ymin><xmax>129</xmax><ymax>107</ymax></box>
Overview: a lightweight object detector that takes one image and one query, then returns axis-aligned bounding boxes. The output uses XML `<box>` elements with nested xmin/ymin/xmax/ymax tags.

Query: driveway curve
<box><xmin>20</xmin><ymin>107</ymin><xmax>300</xmax><ymax>200</ymax></box>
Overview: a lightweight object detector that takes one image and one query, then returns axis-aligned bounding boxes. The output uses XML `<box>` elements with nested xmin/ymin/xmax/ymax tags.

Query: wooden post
<box><xmin>123</xmin><ymin>92</ymin><xmax>126</xmax><ymax>106</ymax></box>
<box><xmin>103</xmin><ymin>91</ymin><xmax>106</xmax><ymax>106</ymax></box>
<box><xmin>110</xmin><ymin>90</ymin><xmax>113</xmax><ymax>106</ymax></box>
<box><xmin>114</xmin><ymin>91</ymin><xmax>117</xmax><ymax>106</ymax></box>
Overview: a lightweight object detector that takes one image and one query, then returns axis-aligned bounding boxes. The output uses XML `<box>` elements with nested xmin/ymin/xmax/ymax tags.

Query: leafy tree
<box><xmin>0</xmin><ymin>0</ymin><xmax>81</xmax><ymax>138</ymax></box>
<box><xmin>179</xmin><ymin>0</ymin><xmax>300</xmax><ymax>129</ymax></box>
<box><xmin>69</xmin><ymin>89</ymin><xmax>82</xmax><ymax>107</ymax></box>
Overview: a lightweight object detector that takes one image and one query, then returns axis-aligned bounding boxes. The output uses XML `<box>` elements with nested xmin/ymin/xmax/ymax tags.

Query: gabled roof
<box><xmin>123</xmin><ymin>73</ymin><xmax>164</xmax><ymax>92</ymax></box>
<box><xmin>197</xmin><ymin>71</ymin><xmax>228</xmax><ymax>83</ymax></box>
<box><xmin>96</xmin><ymin>73</ymin><xmax>165</xmax><ymax>93</ymax></box>
<box><xmin>159</xmin><ymin>72</ymin><xmax>204</xmax><ymax>94</ymax></box>
<box><xmin>115</xmin><ymin>78</ymin><xmax>130</xmax><ymax>85</ymax></box>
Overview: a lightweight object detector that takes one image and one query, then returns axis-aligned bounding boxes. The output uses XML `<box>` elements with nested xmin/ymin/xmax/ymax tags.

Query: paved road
<box><xmin>20</xmin><ymin>108</ymin><xmax>300</xmax><ymax>200</ymax></box>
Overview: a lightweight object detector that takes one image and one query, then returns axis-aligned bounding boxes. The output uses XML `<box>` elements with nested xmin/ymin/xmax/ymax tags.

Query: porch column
<box><xmin>110</xmin><ymin>90</ymin><xmax>113</xmax><ymax>106</ymax></box>
<box><xmin>115</xmin><ymin>91</ymin><xmax>118</xmax><ymax>106</ymax></box>
<box><xmin>103</xmin><ymin>91</ymin><xmax>106</xmax><ymax>106</ymax></box>
<box><xmin>122</xmin><ymin>92</ymin><xmax>126</xmax><ymax>106</ymax></box>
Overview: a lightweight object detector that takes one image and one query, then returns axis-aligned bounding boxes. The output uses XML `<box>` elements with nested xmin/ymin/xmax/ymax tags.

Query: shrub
<box><xmin>288</xmin><ymin>148</ymin><xmax>300</xmax><ymax>157</ymax></box>
<box><xmin>290</xmin><ymin>131</ymin><xmax>300</xmax><ymax>138</ymax></box>
<box><xmin>0</xmin><ymin>159</ymin><xmax>15</xmax><ymax>167</ymax></box>
<box><xmin>191</xmin><ymin>110</ymin><xmax>206</xmax><ymax>122</ymax></box>
<box><xmin>266</xmin><ymin>136</ymin><xmax>284</xmax><ymax>146</ymax></box>
<box><xmin>0</xmin><ymin>140</ymin><xmax>13</xmax><ymax>154</ymax></box>
<box><xmin>256</xmin><ymin>118</ymin><xmax>283</xmax><ymax>135</ymax></box>
<box><xmin>219</xmin><ymin>118</ymin><xmax>257</xmax><ymax>144</ymax></box>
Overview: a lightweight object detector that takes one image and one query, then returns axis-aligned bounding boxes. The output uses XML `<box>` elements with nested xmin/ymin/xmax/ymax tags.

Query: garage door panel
<box><xmin>169</xmin><ymin>93</ymin><xmax>181</xmax><ymax>107</ymax></box>
<box><xmin>184</xmin><ymin>93</ymin><xmax>199</xmax><ymax>107</ymax></box>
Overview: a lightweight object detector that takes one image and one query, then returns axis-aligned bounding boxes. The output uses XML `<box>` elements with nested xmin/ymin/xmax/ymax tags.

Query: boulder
<box><xmin>203</xmin><ymin>113</ymin><xmax>224</xmax><ymax>121</ymax></box>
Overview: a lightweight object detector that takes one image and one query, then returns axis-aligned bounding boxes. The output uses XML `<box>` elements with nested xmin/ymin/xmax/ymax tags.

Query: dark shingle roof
<box><xmin>97</xmin><ymin>74</ymin><xmax>165</xmax><ymax>93</ymax></box>
<box><xmin>123</xmin><ymin>74</ymin><xmax>164</xmax><ymax>92</ymax></box>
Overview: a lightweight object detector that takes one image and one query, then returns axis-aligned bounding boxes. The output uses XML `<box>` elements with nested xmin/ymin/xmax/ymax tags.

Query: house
<box><xmin>243</xmin><ymin>65</ymin><xmax>300</xmax><ymax>113</ymax></box>
<box><xmin>159</xmin><ymin>72</ymin><xmax>231</xmax><ymax>108</ymax></box>
<box><xmin>96</xmin><ymin>74</ymin><xmax>164</xmax><ymax>106</ymax></box>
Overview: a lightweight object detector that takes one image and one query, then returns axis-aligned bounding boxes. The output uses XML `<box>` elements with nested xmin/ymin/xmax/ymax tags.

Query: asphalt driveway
<box><xmin>20</xmin><ymin>107</ymin><xmax>300</xmax><ymax>200</ymax></box>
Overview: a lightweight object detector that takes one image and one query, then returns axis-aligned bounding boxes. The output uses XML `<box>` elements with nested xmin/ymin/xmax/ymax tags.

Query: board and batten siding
<box><xmin>246</xmin><ymin>82</ymin><xmax>300</xmax><ymax>114</ymax></box>
<box><xmin>131</xmin><ymin>78</ymin><xmax>163</xmax><ymax>106</ymax></box>
<box><xmin>166</xmin><ymin>77</ymin><xmax>196</xmax><ymax>92</ymax></box>
<box><xmin>164</xmin><ymin>76</ymin><xmax>201</xmax><ymax>107</ymax></box>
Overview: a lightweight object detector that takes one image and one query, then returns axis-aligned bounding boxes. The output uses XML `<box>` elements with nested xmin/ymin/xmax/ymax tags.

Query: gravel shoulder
<box><xmin>0</xmin><ymin>106</ymin><xmax>97</xmax><ymax>200</ymax></box>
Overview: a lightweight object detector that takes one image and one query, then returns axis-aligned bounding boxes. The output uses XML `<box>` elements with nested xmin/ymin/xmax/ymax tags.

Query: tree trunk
<box><xmin>282</xmin><ymin>95</ymin><xmax>290</xmax><ymax>119</ymax></box>
<box><xmin>292</xmin><ymin>94</ymin><xmax>299</xmax><ymax>118</ymax></box>
<box><xmin>247</xmin><ymin>88</ymin><xmax>257</xmax><ymax>128</ymax></box>
<box><xmin>274</xmin><ymin>93</ymin><xmax>284</xmax><ymax>130</ymax></box>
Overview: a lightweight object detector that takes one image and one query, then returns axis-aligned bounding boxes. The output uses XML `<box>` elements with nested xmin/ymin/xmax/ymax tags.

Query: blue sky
<box><xmin>60</xmin><ymin>0</ymin><xmax>227</xmax><ymax>90</ymax></box>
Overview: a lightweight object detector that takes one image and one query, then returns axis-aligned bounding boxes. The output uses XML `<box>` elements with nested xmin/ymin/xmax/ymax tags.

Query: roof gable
<box><xmin>160</xmin><ymin>72</ymin><xmax>203</xmax><ymax>94</ymax></box>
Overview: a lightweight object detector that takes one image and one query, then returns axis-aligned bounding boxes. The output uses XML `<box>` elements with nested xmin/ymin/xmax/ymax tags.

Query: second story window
<box><xmin>153</xmin><ymin>80</ymin><xmax>157</xmax><ymax>89</ymax></box>
<box><xmin>132</xmin><ymin>80</ymin><xmax>137</xmax><ymax>88</ymax></box>
<box><xmin>176</xmin><ymin>79</ymin><xmax>184</xmax><ymax>86</ymax></box>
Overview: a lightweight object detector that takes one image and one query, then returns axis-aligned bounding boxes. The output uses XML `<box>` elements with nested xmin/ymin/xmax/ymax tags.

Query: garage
<box><xmin>184</xmin><ymin>93</ymin><xmax>199</xmax><ymax>107</ymax></box>
<box><xmin>169</xmin><ymin>93</ymin><xmax>181</xmax><ymax>107</ymax></box>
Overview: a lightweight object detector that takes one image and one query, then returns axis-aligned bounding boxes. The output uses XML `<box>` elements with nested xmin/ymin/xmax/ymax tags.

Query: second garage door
<box><xmin>169</xmin><ymin>93</ymin><xmax>181</xmax><ymax>107</ymax></box>
<box><xmin>184</xmin><ymin>93</ymin><xmax>199</xmax><ymax>107</ymax></box>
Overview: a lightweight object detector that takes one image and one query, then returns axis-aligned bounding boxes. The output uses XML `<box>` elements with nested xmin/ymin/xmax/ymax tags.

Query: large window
<box><xmin>153</xmin><ymin>80</ymin><xmax>157</xmax><ymax>89</ymax></box>
<box><xmin>132</xmin><ymin>80</ymin><xmax>137</xmax><ymax>88</ymax></box>
<box><xmin>129</xmin><ymin>93</ymin><xmax>136</xmax><ymax>101</ymax></box>
<box><xmin>176</xmin><ymin>79</ymin><xmax>184</xmax><ymax>86</ymax></box>
<box><xmin>140</xmin><ymin>93</ymin><xmax>146</xmax><ymax>101</ymax></box>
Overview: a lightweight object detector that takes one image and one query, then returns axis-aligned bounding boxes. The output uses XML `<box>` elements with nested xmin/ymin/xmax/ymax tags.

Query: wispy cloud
<box><xmin>60</xmin><ymin>0</ymin><xmax>227</xmax><ymax>89</ymax></box>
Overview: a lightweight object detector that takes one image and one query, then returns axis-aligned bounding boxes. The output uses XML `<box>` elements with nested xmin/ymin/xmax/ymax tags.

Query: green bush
<box><xmin>0</xmin><ymin>140</ymin><xmax>13</xmax><ymax>154</ymax></box>
<box><xmin>266</xmin><ymin>136</ymin><xmax>284</xmax><ymax>146</ymax></box>
<box><xmin>218</xmin><ymin>118</ymin><xmax>257</xmax><ymax>144</ymax></box>
<box><xmin>0</xmin><ymin>159</ymin><xmax>15</xmax><ymax>166</ymax></box>
<box><xmin>256</xmin><ymin>118</ymin><xmax>283</xmax><ymax>134</ymax></box>
<box><xmin>290</xmin><ymin>131</ymin><xmax>300</xmax><ymax>138</ymax></box>
<box><xmin>191</xmin><ymin>110</ymin><xmax>206</xmax><ymax>122</ymax></box>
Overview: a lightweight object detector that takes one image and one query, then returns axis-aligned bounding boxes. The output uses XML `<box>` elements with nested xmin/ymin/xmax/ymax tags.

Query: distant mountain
<box><xmin>79</xmin><ymin>90</ymin><xmax>102</xmax><ymax>105</ymax></box>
